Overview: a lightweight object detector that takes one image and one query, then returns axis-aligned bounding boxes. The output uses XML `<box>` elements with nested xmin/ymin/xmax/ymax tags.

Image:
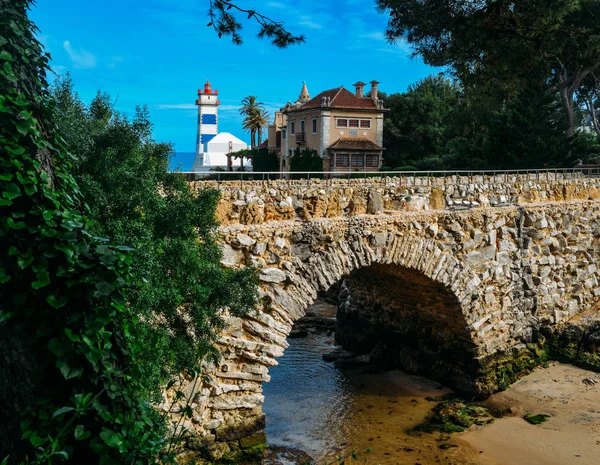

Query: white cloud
<box><xmin>267</xmin><ymin>1</ymin><xmax>286</xmax><ymax>8</ymax></box>
<box><xmin>63</xmin><ymin>41</ymin><xmax>97</xmax><ymax>69</ymax></box>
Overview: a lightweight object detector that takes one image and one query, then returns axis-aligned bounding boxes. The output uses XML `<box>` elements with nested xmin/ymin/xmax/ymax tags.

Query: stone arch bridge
<box><xmin>173</xmin><ymin>173</ymin><xmax>600</xmax><ymax>460</ymax></box>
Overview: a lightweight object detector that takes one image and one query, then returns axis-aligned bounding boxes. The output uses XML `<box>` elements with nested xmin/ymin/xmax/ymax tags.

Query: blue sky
<box><xmin>31</xmin><ymin>0</ymin><xmax>438</xmax><ymax>153</ymax></box>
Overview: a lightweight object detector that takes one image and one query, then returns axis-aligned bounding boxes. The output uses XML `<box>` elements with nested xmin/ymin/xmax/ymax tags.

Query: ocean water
<box><xmin>170</xmin><ymin>152</ymin><xmax>196</xmax><ymax>172</ymax></box>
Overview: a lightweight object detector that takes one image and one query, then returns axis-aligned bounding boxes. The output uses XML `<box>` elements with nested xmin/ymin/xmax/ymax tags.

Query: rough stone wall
<box><xmin>173</xmin><ymin>200</ymin><xmax>600</xmax><ymax>458</ymax></box>
<box><xmin>197</xmin><ymin>175</ymin><xmax>600</xmax><ymax>226</ymax></box>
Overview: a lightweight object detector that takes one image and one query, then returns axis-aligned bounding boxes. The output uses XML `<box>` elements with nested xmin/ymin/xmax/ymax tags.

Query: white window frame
<box><xmin>336</xmin><ymin>118</ymin><xmax>348</xmax><ymax>128</ymax></box>
<box><xmin>360</xmin><ymin>119</ymin><xmax>371</xmax><ymax>129</ymax></box>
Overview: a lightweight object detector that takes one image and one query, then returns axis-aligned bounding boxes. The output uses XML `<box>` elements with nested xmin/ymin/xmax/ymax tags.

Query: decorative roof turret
<box><xmin>298</xmin><ymin>81</ymin><xmax>310</xmax><ymax>103</ymax></box>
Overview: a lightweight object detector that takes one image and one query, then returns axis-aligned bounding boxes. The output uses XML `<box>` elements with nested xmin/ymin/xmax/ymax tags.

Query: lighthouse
<box><xmin>195</xmin><ymin>81</ymin><xmax>220</xmax><ymax>158</ymax></box>
<box><xmin>192</xmin><ymin>81</ymin><xmax>250</xmax><ymax>171</ymax></box>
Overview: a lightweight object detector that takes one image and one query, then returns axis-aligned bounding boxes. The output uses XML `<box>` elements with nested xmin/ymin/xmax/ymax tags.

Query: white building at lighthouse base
<box><xmin>191</xmin><ymin>132</ymin><xmax>250</xmax><ymax>172</ymax></box>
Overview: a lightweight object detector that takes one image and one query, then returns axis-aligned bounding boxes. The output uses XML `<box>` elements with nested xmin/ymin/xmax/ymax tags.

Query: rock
<box><xmin>204</xmin><ymin>419</ymin><xmax>223</xmax><ymax>430</ymax></box>
<box><xmin>367</xmin><ymin>189</ymin><xmax>384</xmax><ymax>214</ymax></box>
<box><xmin>291</xmin><ymin>243</ymin><xmax>311</xmax><ymax>261</ymax></box>
<box><xmin>372</xmin><ymin>232</ymin><xmax>388</xmax><ymax>247</ymax></box>
<box><xmin>207</xmin><ymin>442</ymin><xmax>231</xmax><ymax>461</ymax></box>
<box><xmin>236</xmin><ymin>233</ymin><xmax>256</xmax><ymax>247</ymax></box>
<box><xmin>239</xmin><ymin>431</ymin><xmax>267</xmax><ymax>449</ymax></box>
<box><xmin>258</xmin><ymin>267</ymin><xmax>287</xmax><ymax>283</ymax></box>
<box><xmin>220</xmin><ymin>244</ymin><xmax>243</xmax><ymax>267</ymax></box>
<box><xmin>288</xmin><ymin>329</ymin><xmax>308</xmax><ymax>338</ymax></box>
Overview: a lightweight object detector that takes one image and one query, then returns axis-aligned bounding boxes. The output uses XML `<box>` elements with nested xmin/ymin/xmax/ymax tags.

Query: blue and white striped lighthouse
<box><xmin>195</xmin><ymin>81</ymin><xmax>220</xmax><ymax>158</ymax></box>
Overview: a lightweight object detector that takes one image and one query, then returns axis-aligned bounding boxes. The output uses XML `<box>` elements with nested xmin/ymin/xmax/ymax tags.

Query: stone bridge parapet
<box><xmin>197</xmin><ymin>174</ymin><xmax>600</xmax><ymax>226</ymax></box>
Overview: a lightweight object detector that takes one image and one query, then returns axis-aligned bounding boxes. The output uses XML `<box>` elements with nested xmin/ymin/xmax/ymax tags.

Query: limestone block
<box><xmin>429</xmin><ymin>187</ymin><xmax>445</xmax><ymax>210</ymax></box>
<box><xmin>209</xmin><ymin>394</ymin><xmax>265</xmax><ymax>410</ymax></box>
<box><xmin>207</xmin><ymin>442</ymin><xmax>230</xmax><ymax>460</ymax></box>
<box><xmin>367</xmin><ymin>189</ymin><xmax>384</xmax><ymax>214</ymax></box>
<box><xmin>372</xmin><ymin>232</ymin><xmax>388</xmax><ymax>247</ymax></box>
<box><xmin>235</xmin><ymin>234</ymin><xmax>256</xmax><ymax>247</ymax></box>
<box><xmin>220</xmin><ymin>244</ymin><xmax>243</xmax><ymax>267</ymax></box>
<box><xmin>258</xmin><ymin>267</ymin><xmax>287</xmax><ymax>283</ymax></box>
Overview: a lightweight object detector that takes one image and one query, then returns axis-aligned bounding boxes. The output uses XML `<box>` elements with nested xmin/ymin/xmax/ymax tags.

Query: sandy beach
<box><xmin>458</xmin><ymin>363</ymin><xmax>600</xmax><ymax>465</ymax></box>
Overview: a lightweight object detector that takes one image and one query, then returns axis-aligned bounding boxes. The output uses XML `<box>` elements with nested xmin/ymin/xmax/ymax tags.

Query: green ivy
<box><xmin>0</xmin><ymin>2</ymin><xmax>163</xmax><ymax>463</ymax></box>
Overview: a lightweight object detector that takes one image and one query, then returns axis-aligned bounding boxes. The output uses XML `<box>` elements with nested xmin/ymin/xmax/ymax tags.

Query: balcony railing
<box><xmin>295</xmin><ymin>132</ymin><xmax>306</xmax><ymax>145</ymax></box>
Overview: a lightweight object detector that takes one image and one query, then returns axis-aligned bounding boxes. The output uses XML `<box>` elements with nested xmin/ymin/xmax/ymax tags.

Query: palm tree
<box><xmin>240</xmin><ymin>95</ymin><xmax>262</xmax><ymax>148</ymax></box>
<box><xmin>255</xmin><ymin>108</ymin><xmax>271</xmax><ymax>147</ymax></box>
<box><xmin>240</xmin><ymin>96</ymin><xmax>270</xmax><ymax>149</ymax></box>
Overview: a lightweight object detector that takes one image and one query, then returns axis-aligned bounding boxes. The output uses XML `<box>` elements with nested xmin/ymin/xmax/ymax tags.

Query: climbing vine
<box><xmin>1</xmin><ymin>2</ymin><xmax>165</xmax><ymax>463</ymax></box>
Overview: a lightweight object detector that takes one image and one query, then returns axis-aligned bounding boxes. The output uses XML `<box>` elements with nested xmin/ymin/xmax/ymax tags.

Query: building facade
<box><xmin>268</xmin><ymin>81</ymin><xmax>386</xmax><ymax>172</ymax></box>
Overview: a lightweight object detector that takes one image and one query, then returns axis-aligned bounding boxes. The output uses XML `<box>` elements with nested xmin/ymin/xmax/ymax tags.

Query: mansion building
<box><xmin>267</xmin><ymin>80</ymin><xmax>386</xmax><ymax>172</ymax></box>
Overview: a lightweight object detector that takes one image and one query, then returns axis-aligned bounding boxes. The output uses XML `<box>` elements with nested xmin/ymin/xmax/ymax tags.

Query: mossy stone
<box><xmin>239</xmin><ymin>431</ymin><xmax>267</xmax><ymax>449</ymax></box>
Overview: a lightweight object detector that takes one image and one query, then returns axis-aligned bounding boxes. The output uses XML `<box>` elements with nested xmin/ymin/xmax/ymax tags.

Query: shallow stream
<box><xmin>262</xmin><ymin>301</ymin><xmax>485</xmax><ymax>465</ymax></box>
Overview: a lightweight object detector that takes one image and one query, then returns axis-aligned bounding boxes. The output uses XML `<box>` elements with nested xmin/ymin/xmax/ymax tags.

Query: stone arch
<box><xmin>190</xmin><ymin>227</ymin><xmax>497</xmax><ymax>455</ymax></box>
<box><xmin>256</xmin><ymin>232</ymin><xmax>488</xmax><ymax>389</ymax></box>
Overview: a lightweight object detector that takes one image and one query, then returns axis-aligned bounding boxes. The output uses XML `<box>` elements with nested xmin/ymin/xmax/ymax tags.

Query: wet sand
<box><xmin>458</xmin><ymin>362</ymin><xmax>600</xmax><ymax>465</ymax></box>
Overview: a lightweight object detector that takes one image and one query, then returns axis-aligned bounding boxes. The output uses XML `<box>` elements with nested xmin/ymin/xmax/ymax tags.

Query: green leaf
<box><xmin>7</xmin><ymin>217</ymin><xmax>26</xmax><ymax>229</ymax></box>
<box><xmin>55</xmin><ymin>242</ymin><xmax>75</xmax><ymax>258</ymax></box>
<box><xmin>48</xmin><ymin>338</ymin><xmax>70</xmax><ymax>357</ymax></box>
<box><xmin>52</xmin><ymin>406</ymin><xmax>75</xmax><ymax>418</ymax></box>
<box><xmin>95</xmin><ymin>282</ymin><xmax>114</xmax><ymax>297</ymax></box>
<box><xmin>32</xmin><ymin>270</ymin><xmax>50</xmax><ymax>289</ymax></box>
<box><xmin>0</xmin><ymin>311</ymin><xmax>14</xmax><ymax>323</ymax></box>
<box><xmin>24</xmin><ymin>184</ymin><xmax>37</xmax><ymax>195</ymax></box>
<box><xmin>0</xmin><ymin>268</ymin><xmax>10</xmax><ymax>284</ymax></box>
<box><xmin>57</xmin><ymin>359</ymin><xmax>83</xmax><ymax>379</ymax></box>
<box><xmin>15</xmin><ymin>119</ymin><xmax>30</xmax><ymax>135</ymax></box>
<box><xmin>100</xmin><ymin>429</ymin><xmax>124</xmax><ymax>449</ymax></box>
<box><xmin>29</xmin><ymin>434</ymin><xmax>46</xmax><ymax>447</ymax></box>
<box><xmin>2</xmin><ymin>182</ymin><xmax>20</xmax><ymax>199</ymax></box>
<box><xmin>74</xmin><ymin>425</ymin><xmax>91</xmax><ymax>441</ymax></box>
<box><xmin>47</xmin><ymin>294</ymin><xmax>69</xmax><ymax>309</ymax></box>
<box><xmin>111</xmin><ymin>292</ymin><xmax>125</xmax><ymax>306</ymax></box>
<box><xmin>17</xmin><ymin>254</ymin><xmax>34</xmax><ymax>269</ymax></box>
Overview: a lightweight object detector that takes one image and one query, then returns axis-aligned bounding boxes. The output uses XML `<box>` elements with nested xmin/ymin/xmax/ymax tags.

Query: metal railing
<box><xmin>294</xmin><ymin>132</ymin><xmax>307</xmax><ymax>145</ymax></box>
<box><xmin>173</xmin><ymin>167</ymin><xmax>600</xmax><ymax>186</ymax></box>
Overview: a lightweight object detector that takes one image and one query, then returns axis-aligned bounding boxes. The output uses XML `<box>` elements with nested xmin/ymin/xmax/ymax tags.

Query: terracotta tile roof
<box><xmin>328</xmin><ymin>137</ymin><xmax>384</xmax><ymax>151</ymax></box>
<box><xmin>299</xmin><ymin>86</ymin><xmax>379</xmax><ymax>110</ymax></box>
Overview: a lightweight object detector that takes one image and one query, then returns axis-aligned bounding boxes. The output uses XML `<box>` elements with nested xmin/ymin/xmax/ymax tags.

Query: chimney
<box><xmin>353</xmin><ymin>81</ymin><xmax>366</xmax><ymax>98</ymax></box>
<box><xmin>370</xmin><ymin>80</ymin><xmax>379</xmax><ymax>102</ymax></box>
